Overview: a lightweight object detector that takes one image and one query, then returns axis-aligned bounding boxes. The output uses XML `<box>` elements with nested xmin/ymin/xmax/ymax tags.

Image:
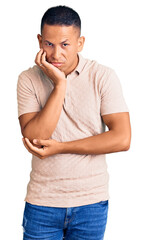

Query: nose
<box><xmin>51</xmin><ymin>46</ymin><xmax>61</xmax><ymax>60</ymax></box>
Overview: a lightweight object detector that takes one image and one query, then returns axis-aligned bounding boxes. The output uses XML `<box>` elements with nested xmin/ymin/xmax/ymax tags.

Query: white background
<box><xmin>0</xmin><ymin>0</ymin><xmax>148</xmax><ymax>239</ymax></box>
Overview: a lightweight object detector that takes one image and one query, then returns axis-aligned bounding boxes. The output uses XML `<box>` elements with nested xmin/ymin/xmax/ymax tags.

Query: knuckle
<box><xmin>35</xmin><ymin>60</ymin><xmax>39</xmax><ymax>65</ymax></box>
<box><xmin>40</xmin><ymin>152</ymin><xmax>45</xmax><ymax>157</ymax></box>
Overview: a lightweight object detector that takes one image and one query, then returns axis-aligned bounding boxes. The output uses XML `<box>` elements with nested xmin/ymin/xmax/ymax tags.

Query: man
<box><xmin>17</xmin><ymin>5</ymin><xmax>131</xmax><ymax>240</ymax></box>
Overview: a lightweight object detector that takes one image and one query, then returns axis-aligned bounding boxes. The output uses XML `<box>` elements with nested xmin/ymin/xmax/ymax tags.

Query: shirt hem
<box><xmin>24</xmin><ymin>194</ymin><xmax>110</xmax><ymax>208</ymax></box>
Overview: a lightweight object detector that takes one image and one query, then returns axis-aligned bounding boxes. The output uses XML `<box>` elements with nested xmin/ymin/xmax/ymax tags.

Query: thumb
<box><xmin>33</xmin><ymin>139</ymin><xmax>49</xmax><ymax>146</ymax></box>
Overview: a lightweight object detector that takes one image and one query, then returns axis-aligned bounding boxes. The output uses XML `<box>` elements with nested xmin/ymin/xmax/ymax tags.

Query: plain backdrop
<box><xmin>0</xmin><ymin>0</ymin><xmax>148</xmax><ymax>239</ymax></box>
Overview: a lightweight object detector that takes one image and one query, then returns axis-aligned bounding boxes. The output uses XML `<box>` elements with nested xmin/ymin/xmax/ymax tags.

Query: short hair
<box><xmin>41</xmin><ymin>5</ymin><xmax>81</xmax><ymax>36</ymax></box>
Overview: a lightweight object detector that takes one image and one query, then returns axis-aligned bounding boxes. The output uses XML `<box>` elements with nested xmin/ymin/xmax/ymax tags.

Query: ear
<box><xmin>37</xmin><ymin>34</ymin><xmax>43</xmax><ymax>49</ymax></box>
<box><xmin>77</xmin><ymin>36</ymin><xmax>85</xmax><ymax>52</ymax></box>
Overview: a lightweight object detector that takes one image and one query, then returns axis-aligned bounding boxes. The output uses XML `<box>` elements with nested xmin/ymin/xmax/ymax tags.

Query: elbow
<box><xmin>21</xmin><ymin>127</ymin><xmax>52</xmax><ymax>141</ymax></box>
<box><xmin>21</xmin><ymin>126</ymin><xmax>30</xmax><ymax>139</ymax></box>
<box><xmin>122</xmin><ymin>142</ymin><xmax>130</xmax><ymax>151</ymax></box>
<box><xmin>121</xmin><ymin>135</ymin><xmax>131</xmax><ymax>151</ymax></box>
<box><xmin>21</xmin><ymin>128</ymin><xmax>26</xmax><ymax>138</ymax></box>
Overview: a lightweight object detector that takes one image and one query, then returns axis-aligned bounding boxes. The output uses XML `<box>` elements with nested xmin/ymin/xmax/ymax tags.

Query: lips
<box><xmin>51</xmin><ymin>62</ymin><xmax>64</xmax><ymax>67</ymax></box>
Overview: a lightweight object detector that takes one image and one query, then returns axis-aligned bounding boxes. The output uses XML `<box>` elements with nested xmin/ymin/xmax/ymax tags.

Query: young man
<box><xmin>17</xmin><ymin>5</ymin><xmax>131</xmax><ymax>240</ymax></box>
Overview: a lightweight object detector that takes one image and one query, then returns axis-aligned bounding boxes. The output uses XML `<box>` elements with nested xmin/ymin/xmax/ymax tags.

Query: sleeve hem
<box><xmin>101</xmin><ymin>110</ymin><xmax>129</xmax><ymax>116</ymax></box>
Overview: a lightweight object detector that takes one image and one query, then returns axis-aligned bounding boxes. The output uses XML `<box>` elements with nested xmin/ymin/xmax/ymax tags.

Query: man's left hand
<box><xmin>22</xmin><ymin>138</ymin><xmax>62</xmax><ymax>159</ymax></box>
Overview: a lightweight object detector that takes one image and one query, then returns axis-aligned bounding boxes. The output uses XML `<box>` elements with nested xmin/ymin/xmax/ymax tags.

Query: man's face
<box><xmin>37</xmin><ymin>24</ymin><xmax>85</xmax><ymax>76</ymax></box>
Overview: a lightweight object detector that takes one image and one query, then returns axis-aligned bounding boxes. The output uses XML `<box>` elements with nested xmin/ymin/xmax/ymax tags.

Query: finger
<box><xmin>22</xmin><ymin>138</ymin><xmax>35</xmax><ymax>154</ymax></box>
<box><xmin>33</xmin><ymin>138</ymin><xmax>50</xmax><ymax>147</ymax></box>
<box><xmin>23</xmin><ymin>138</ymin><xmax>44</xmax><ymax>158</ymax></box>
<box><xmin>40</xmin><ymin>51</ymin><xmax>55</xmax><ymax>70</ymax></box>
<box><xmin>25</xmin><ymin>138</ymin><xmax>46</xmax><ymax>156</ymax></box>
<box><xmin>35</xmin><ymin>48</ymin><xmax>44</xmax><ymax>66</ymax></box>
<box><xmin>40</xmin><ymin>51</ymin><xmax>50</xmax><ymax>68</ymax></box>
<box><xmin>22</xmin><ymin>138</ymin><xmax>34</xmax><ymax>154</ymax></box>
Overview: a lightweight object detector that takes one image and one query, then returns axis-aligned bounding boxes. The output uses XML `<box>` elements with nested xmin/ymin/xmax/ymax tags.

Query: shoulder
<box><xmin>82</xmin><ymin>56</ymin><xmax>123</xmax><ymax>96</ymax></box>
<box><xmin>82</xmin><ymin>55</ymin><xmax>117</xmax><ymax>86</ymax></box>
<box><xmin>17</xmin><ymin>65</ymin><xmax>46</xmax><ymax>91</ymax></box>
<box><xmin>18</xmin><ymin>65</ymin><xmax>41</xmax><ymax>82</ymax></box>
<box><xmin>82</xmin><ymin>55</ymin><xmax>114</xmax><ymax>77</ymax></box>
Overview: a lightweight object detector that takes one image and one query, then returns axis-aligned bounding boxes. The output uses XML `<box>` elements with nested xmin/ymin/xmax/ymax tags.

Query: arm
<box><xmin>20</xmin><ymin>83</ymin><xmax>66</xmax><ymax>141</ymax></box>
<box><xmin>60</xmin><ymin>112</ymin><xmax>131</xmax><ymax>154</ymax></box>
<box><xmin>22</xmin><ymin>112</ymin><xmax>131</xmax><ymax>159</ymax></box>
<box><xmin>19</xmin><ymin>49</ymin><xmax>67</xmax><ymax>141</ymax></box>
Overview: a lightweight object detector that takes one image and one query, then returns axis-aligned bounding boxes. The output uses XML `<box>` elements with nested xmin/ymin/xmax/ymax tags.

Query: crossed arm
<box><xmin>19</xmin><ymin>49</ymin><xmax>131</xmax><ymax>159</ymax></box>
<box><xmin>21</xmin><ymin>112</ymin><xmax>131</xmax><ymax>159</ymax></box>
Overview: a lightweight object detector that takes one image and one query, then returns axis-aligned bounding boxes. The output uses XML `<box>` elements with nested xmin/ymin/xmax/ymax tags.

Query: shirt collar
<box><xmin>74</xmin><ymin>52</ymin><xmax>86</xmax><ymax>75</ymax></box>
<box><xmin>38</xmin><ymin>52</ymin><xmax>86</xmax><ymax>80</ymax></box>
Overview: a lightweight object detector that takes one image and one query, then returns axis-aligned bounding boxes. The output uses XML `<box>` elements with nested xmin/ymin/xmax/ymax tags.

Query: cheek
<box><xmin>42</xmin><ymin>47</ymin><xmax>52</xmax><ymax>57</ymax></box>
<box><xmin>42</xmin><ymin>46</ymin><xmax>49</xmax><ymax>52</ymax></box>
<box><xmin>66</xmin><ymin>47</ymin><xmax>76</xmax><ymax>57</ymax></box>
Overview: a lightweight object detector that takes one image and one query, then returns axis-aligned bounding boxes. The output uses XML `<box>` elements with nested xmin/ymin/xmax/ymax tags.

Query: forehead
<box><xmin>42</xmin><ymin>24</ymin><xmax>79</xmax><ymax>41</ymax></box>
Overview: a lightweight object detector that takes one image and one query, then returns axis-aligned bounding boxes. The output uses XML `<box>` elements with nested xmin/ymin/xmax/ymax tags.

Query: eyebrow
<box><xmin>44</xmin><ymin>39</ymin><xmax>69</xmax><ymax>44</ymax></box>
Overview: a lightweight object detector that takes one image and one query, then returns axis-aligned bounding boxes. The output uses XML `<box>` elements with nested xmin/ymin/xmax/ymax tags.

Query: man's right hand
<box><xmin>35</xmin><ymin>48</ymin><xmax>67</xmax><ymax>86</ymax></box>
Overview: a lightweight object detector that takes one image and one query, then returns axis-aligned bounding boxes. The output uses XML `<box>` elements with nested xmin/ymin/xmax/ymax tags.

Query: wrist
<box><xmin>55</xmin><ymin>80</ymin><xmax>67</xmax><ymax>89</ymax></box>
<box><xmin>58</xmin><ymin>142</ymin><xmax>69</xmax><ymax>154</ymax></box>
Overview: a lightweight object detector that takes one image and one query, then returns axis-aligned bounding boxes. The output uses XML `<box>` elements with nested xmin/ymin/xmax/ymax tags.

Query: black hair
<box><xmin>41</xmin><ymin>5</ymin><xmax>81</xmax><ymax>36</ymax></box>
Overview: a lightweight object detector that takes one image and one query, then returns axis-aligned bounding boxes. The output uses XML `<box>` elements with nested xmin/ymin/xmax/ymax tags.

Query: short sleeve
<box><xmin>17</xmin><ymin>72</ymin><xmax>41</xmax><ymax>118</ymax></box>
<box><xmin>99</xmin><ymin>69</ymin><xmax>129</xmax><ymax>116</ymax></box>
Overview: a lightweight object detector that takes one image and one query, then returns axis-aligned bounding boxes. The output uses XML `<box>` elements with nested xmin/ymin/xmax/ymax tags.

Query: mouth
<box><xmin>51</xmin><ymin>62</ymin><xmax>64</xmax><ymax>67</ymax></box>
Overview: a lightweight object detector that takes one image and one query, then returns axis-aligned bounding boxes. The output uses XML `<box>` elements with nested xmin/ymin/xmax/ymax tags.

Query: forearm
<box><xmin>23</xmin><ymin>83</ymin><xmax>67</xmax><ymax>141</ymax></box>
<box><xmin>60</xmin><ymin>130</ymin><xmax>130</xmax><ymax>155</ymax></box>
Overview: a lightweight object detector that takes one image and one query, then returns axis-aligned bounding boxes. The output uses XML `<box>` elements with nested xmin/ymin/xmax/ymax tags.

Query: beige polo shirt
<box><xmin>17</xmin><ymin>53</ymin><xmax>129</xmax><ymax>207</ymax></box>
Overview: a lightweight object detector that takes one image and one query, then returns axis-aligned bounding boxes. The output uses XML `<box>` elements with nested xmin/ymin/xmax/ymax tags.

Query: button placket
<box><xmin>64</xmin><ymin>76</ymin><xmax>71</xmax><ymax>107</ymax></box>
<box><xmin>64</xmin><ymin>72</ymin><xmax>78</xmax><ymax>107</ymax></box>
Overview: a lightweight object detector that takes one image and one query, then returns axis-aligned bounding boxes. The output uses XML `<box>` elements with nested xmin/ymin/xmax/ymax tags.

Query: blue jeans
<box><xmin>22</xmin><ymin>200</ymin><xmax>109</xmax><ymax>240</ymax></box>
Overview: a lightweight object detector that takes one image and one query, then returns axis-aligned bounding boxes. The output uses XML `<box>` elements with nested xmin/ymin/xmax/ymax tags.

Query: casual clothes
<box><xmin>17</xmin><ymin>53</ymin><xmax>129</xmax><ymax>207</ymax></box>
<box><xmin>22</xmin><ymin>200</ymin><xmax>108</xmax><ymax>239</ymax></box>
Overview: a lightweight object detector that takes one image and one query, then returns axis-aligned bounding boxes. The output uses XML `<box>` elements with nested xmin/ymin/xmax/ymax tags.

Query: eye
<box><xmin>45</xmin><ymin>42</ymin><xmax>53</xmax><ymax>46</ymax></box>
<box><xmin>63</xmin><ymin>43</ymin><xmax>69</xmax><ymax>47</ymax></box>
<box><xmin>47</xmin><ymin>43</ymin><xmax>53</xmax><ymax>46</ymax></box>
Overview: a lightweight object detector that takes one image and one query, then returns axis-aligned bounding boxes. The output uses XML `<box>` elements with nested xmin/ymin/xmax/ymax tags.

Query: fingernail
<box><xmin>33</xmin><ymin>139</ymin><xmax>37</xmax><ymax>143</ymax></box>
